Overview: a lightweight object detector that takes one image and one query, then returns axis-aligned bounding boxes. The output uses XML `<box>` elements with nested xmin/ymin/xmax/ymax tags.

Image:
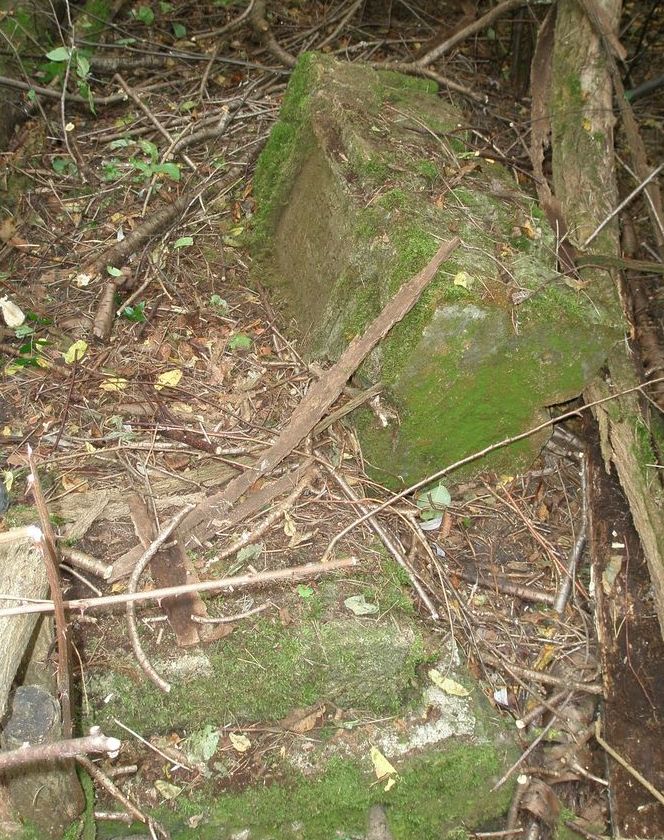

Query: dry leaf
<box><xmin>155</xmin><ymin>369</ymin><xmax>183</xmax><ymax>390</ymax></box>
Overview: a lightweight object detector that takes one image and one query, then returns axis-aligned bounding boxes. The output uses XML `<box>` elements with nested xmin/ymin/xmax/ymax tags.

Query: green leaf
<box><xmin>416</xmin><ymin>482</ymin><xmax>451</xmax><ymax>515</ymax></box>
<box><xmin>109</xmin><ymin>138</ymin><xmax>134</xmax><ymax>149</ymax></box>
<box><xmin>134</xmin><ymin>6</ymin><xmax>155</xmax><ymax>24</ymax></box>
<box><xmin>160</xmin><ymin>1</ymin><xmax>175</xmax><ymax>10</ymax></box>
<box><xmin>297</xmin><ymin>584</ymin><xmax>314</xmax><ymax>599</ymax></box>
<box><xmin>15</xmin><ymin>325</ymin><xmax>35</xmax><ymax>339</ymax></box>
<box><xmin>173</xmin><ymin>236</ymin><xmax>193</xmax><ymax>249</ymax></box>
<box><xmin>228</xmin><ymin>333</ymin><xmax>252</xmax><ymax>351</ymax></box>
<box><xmin>209</xmin><ymin>294</ymin><xmax>228</xmax><ymax>312</ymax></box>
<box><xmin>76</xmin><ymin>54</ymin><xmax>90</xmax><ymax>78</ymax></box>
<box><xmin>153</xmin><ymin>162</ymin><xmax>181</xmax><ymax>181</ymax></box>
<box><xmin>138</xmin><ymin>139</ymin><xmax>159</xmax><ymax>161</ymax></box>
<box><xmin>236</xmin><ymin>543</ymin><xmax>264</xmax><ymax>563</ymax></box>
<box><xmin>344</xmin><ymin>595</ymin><xmax>379</xmax><ymax>616</ymax></box>
<box><xmin>185</xmin><ymin>725</ymin><xmax>219</xmax><ymax>764</ymax></box>
<box><xmin>52</xmin><ymin>157</ymin><xmax>77</xmax><ymax>176</ymax></box>
<box><xmin>121</xmin><ymin>302</ymin><xmax>147</xmax><ymax>323</ymax></box>
<box><xmin>45</xmin><ymin>47</ymin><xmax>70</xmax><ymax>62</ymax></box>
<box><xmin>179</xmin><ymin>100</ymin><xmax>197</xmax><ymax>112</ymax></box>
<box><xmin>107</xmin><ymin>265</ymin><xmax>123</xmax><ymax>277</ymax></box>
<box><xmin>172</xmin><ymin>22</ymin><xmax>187</xmax><ymax>38</ymax></box>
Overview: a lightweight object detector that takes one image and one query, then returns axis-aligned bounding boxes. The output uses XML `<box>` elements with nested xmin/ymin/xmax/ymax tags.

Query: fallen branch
<box><xmin>206</xmin><ymin>467</ymin><xmax>317</xmax><ymax>568</ymax></box>
<box><xmin>77</xmin><ymin>756</ymin><xmax>168</xmax><ymax>839</ymax></box>
<box><xmin>0</xmin><ymin>729</ymin><xmax>120</xmax><ymax>772</ymax></box>
<box><xmin>0</xmin><ymin>557</ymin><xmax>360</xmax><ymax>618</ymax></box>
<box><xmin>26</xmin><ymin>448</ymin><xmax>72</xmax><ymax>738</ymax></box>
<box><xmin>416</xmin><ymin>0</ymin><xmax>546</xmax><ymax>67</ymax></box>
<box><xmin>250</xmin><ymin>0</ymin><xmax>297</xmax><ymax>67</ymax></box>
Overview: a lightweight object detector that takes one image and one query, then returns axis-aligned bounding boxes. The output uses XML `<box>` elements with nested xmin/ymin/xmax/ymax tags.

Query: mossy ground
<box><xmin>83</xmin><ymin>559</ymin><xmax>426</xmax><ymax>735</ymax></box>
<box><xmin>149</xmin><ymin>746</ymin><xmax>512</xmax><ymax>840</ymax></box>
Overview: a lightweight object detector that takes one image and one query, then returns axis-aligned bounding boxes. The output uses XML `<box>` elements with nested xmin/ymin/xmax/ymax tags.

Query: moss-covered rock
<box><xmin>253</xmin><ymin>53</ymin><xmax>624</xmax><ymax>488</ymax></box>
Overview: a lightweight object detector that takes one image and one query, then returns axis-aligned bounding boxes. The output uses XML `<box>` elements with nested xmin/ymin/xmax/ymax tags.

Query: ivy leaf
<box><xmin>46</xmin><ymin>47</ymin><xmax>70</xmax><ymax>62</ymax></box>
<box><xmin>134</xmin><ymin>6</ymin><xmax>155</xmax><ymax>24</ymax></box>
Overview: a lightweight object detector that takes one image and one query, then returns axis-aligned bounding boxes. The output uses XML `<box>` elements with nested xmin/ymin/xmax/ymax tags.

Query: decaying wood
<box><xmin>586</xmin><ymin>419</ymin><xmax>664</xmax><ymax>834</ymax></box>
<box><xmin>128</xmin><ymin>494</ymin><xmax>206</xmax><ymax>647</ymax></box>
<box><xmin>181</xmin><ymin>238</ymin><xmax>460</xmax><ymax>539</ymax></box>
<box><xmin>125</xmin><ymin>504</ymin><xmax>196</xmax><ymax>692</ymax></box>
<box><xmin>544</xmin><ymin>0</ymin><xmax>664</xmax><ymax>639</ymax></box>
<box><xmin>0</xmin><ymin>534</ymin><xmax>48</xmax><ymax>719</ymax></box>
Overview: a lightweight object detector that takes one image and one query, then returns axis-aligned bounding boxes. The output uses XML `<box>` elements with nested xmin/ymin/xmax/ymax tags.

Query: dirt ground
<box><xmin>1</xmin><ymin>1</ymin><xmax>663</xmax><ymax>838</ymax></box>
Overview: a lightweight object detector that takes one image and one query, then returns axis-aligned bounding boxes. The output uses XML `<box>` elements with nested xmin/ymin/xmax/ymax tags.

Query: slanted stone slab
<box><xmin>253</xmin><ymin>53</ymin><xmax>624</xmax><ymax>487</ymax></box>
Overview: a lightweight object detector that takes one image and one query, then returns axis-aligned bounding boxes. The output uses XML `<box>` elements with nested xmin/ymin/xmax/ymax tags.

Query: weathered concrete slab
<box><xmin>253</xmin><ymin>53</ymin><xmax>624</xmax><ymax>488</ymax></box>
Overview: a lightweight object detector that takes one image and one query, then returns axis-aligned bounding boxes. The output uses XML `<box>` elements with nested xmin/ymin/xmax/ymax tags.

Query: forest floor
<box><xmin>0</xmin><ymin>1</ymin><xmax>663</xmax><ymax>838</ymax></box>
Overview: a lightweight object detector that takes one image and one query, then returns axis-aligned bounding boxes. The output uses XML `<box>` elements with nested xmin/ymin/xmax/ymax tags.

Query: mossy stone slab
<box><xmin>253</xmin><ymin>53</ymin><xmax>624</xmax><ymax>488</ymax></box>
<box><xmin>86</xmin><ymin>569</ymin><xmax>517</xmax><ymax>838</ymax></box>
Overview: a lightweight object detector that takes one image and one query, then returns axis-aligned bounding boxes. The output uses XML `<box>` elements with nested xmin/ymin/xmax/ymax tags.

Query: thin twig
<box><xmin>321</xmin><ymin>459</ymin><xmax>439</xmax><ymax>620</ymax></box>
<box><xmin>113</xmin><ymin>73</ymin><xmax>196</xmax><ymax>171</ymax></box>
<box><xmin>77</xmin><ymin>755</ymin><xmax>169</xmax><ymax>839</ymax></box>
<box><xmin>594</xmin><ymin>717</ymin><xmax>664</xmax><ymax>807</ymax></box>
<box><xmin>583</xmin><ymin>162</ymin><xmax>664</xmax><ymax>248</ymax></box>
<box><xmin>554</xmin><ymin>455</ymin><xmax>588</xmax><ymax>613</ymax></box>
<box><xmin>321</xmin><ymin>377</ymin><xmax>664</xmax><ymax>562</ymax></box>
<box><xmin>205</xmin><ymin>468</ymin><xmax>316</xmax><ymax>569</ymax></box>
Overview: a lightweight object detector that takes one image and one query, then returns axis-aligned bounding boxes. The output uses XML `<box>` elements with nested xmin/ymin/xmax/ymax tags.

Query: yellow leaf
<box><xmin>453</xmin><ymin>271</ymin><xmax>473</xmax><ymax>289</ymax></box>
<box><xmin>428</xmin><ymin>669</ymin><xmax>471</xmax><ymax>696</ymax></box>
<box><xmin>2</xmin><ymin>471</ymin><xmax>13</xmax><ymax>492</ymax></box>
<box><xmin>100</xmin><ymin>377</ymin><xmax>128</xmax><ymax>392</ymax></box>
<box><xmin>370</xmin><ymin>746</ymin><xmax>397</xmax><ymax>781</ymax></box>
<box><xmin>63</xmin><ymin>340</ymin><xmax>88</xmax><ymax>364</ymax></box>
<box><xmin>229</xmin><ymin>733</ymin><xmax>251</xmax><ymax>753</ymax></box>
<box><xmin>84</xmin><ymin>442</ymin><xmax>96</xmax><ymax>453</ymax></box>
<box><xmin>155</xmin><ymin>369</ymin><xmax>183</xmax><ymax>390</ymax></box>
<box><xmin>583</xmin><ymin>117</ymin><xmax>592</xmax><ymax>132</ymax></box>
<box><xmin>283</xmin><ymin>513</ymin><xmax>297</xmax><ymax>538</ymax></box>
